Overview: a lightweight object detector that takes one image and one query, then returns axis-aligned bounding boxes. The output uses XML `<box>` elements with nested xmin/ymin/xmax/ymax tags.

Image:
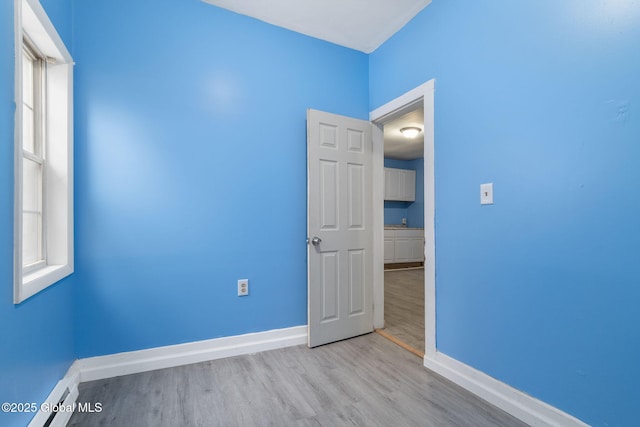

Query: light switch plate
<box><xmin>480</xmin><ymin>183</ymin><xmax>494</xmax><ymax>205</ymax></box>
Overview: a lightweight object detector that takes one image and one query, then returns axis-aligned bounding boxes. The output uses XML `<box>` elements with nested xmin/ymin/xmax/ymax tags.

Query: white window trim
<box><xmin>14</xmin><ymin>0</ymin><xmax>74</xmax><ymax>304</ymax></box>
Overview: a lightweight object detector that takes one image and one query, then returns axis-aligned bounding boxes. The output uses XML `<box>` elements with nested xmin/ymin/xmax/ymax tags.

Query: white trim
<box><xmin>14</xmin><ymin>0</ymin><xmax>24</xmax><ymax>305</ymax></box>
<box><xmin>370</xmin><ymin>81</ymin><xmax>433</xmax><ymax>125</ymax></box>
<box><xmin>369</xmin><ymin>79</ymin><xmax>436</xmax><ymax>355</ymax></box>
<box><xmin>371</xmin><ymin>123</ymin><xmax>385</xmax><ymax>329</ymax></box>
<box><xmin>28</xmin><ymin>367</ymin><xmax>79</xmax><ymax>427</ymax></box>
<box><xmin>14</xmin><ymin>0</ymin><xmax>74</xmax><ymax>304</ymax></box>
<box><xmin>21</xmin><ymin>264</ymin><xmax>73</xmax><ymax>301</ymax></box>
<box><xmin>21</xmin><ymin>0</ymin><xmax>72</xmax><ymax>63</ymax></box>
<box><xmin>74</xmin><ymin>326</ymin><xmax>308</xmax><ymax>382</ymax></box>
<box><xmin>424</xmin><ymin>352</ymin><xmax>589</xmax><ymax>427</ymax></box>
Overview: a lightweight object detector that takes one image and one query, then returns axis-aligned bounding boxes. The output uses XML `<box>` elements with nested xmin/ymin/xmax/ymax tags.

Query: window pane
<box><xmin>23</xmin><ymin>105</ymin><xmax>35</xmax><ymax>153</ymax></box>
<box><xmin>22</xmin><ymin>52</ymin><xmax>33</xmax><ymax>108</ymax></box>
<box><xmin>22</xmin><ymin>212</ymin><xmax>41</xmax><ymax>266</ymax></box>
<box><xmin>23</xmin><ymin>157</ymin><xmax>42</xmax><ymax>212</ymax></box>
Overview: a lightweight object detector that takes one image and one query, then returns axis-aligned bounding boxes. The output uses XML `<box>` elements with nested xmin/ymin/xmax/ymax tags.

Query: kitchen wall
<box><xmin>0</xmin><ymin>1</ymin><xmax>75</xmax><ymax>426</ymax></box>
<box><xmin>72</xmin><ymin>0</ymin><xmax>369</xmax><ymax>358</ymax></box>
<box><xmin>384</xmin><ymin>158</ymin><xmax>424</xmax><ymax>228</ymax></box>
<box><xmin>370</xmin><ymin>1</ymin><xmax>640</xmax><ymax>426</ymax></box>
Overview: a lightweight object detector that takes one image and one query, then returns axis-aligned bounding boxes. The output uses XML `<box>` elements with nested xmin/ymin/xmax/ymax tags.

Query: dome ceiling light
<box><xmin>399</xmin><ymin>126</ymin><xmax>422</xmax><ymax>139</ymax></box>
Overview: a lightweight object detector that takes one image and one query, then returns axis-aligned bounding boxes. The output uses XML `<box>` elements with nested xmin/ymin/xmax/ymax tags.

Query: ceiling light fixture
<box><xmin>400</xmin><ymin>127</ymin><xmax>421</xmax><ymax>139</ymax></box>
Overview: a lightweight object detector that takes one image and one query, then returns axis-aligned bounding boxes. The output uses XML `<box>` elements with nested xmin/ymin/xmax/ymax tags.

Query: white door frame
<box><xmin>369</xmin><ymin>79</ymin><xmax>436</xmax><ymax>357</ymax></box>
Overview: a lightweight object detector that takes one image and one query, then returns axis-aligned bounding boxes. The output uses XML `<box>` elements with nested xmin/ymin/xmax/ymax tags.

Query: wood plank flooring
<box><xmin>383</xmin><ymin>268</ymin><xmax>425</xmax><ymax>354</ymax></box>
<box><xmin>68</xmin><ymin>333</ymin><xmax>527</xmax><ymax>427</ymax></box>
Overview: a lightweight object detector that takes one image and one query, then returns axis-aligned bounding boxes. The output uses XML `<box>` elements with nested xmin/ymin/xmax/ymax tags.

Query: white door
<box><xmin>307</xmin><ymin>109</ymin><xmax>373</xmax><ymax>348</ymax></box>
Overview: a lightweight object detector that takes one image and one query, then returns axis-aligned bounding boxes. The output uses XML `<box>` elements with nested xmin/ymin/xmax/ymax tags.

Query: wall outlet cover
<box><xmin>480</xmin><ymin>183</ymin><xmax>494</xmax><ymax>205</ymax></box>
<box><xmin>238</xmin><ymin>279</ymin><xmax>249</xmax><ymax>296</ymax></box>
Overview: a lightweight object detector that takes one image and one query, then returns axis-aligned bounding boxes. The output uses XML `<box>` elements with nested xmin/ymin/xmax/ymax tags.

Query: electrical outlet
<box><xmin>238</xmin><ymin>279</ymin><xmax>249</xmax><ymax>296</ymax></box>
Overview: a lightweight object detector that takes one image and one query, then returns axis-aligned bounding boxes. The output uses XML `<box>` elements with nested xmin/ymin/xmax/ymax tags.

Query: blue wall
<box><xmin>0</xmin><ymin>1</ymin><xmax>75</xmax><ymax>426</ymax></box>
<box><xmin>4</xmin><ymin>1</ymin><xmax>636</xmax><ymax>426</ymax></box>
<box><xmin>72</xmin><ymin>0</ymin><xmax>369</xmax><ymax>357</ymax></box>
<box><xmin>371</xmin><ymin>1</ymin><xmax>640</xmax><ymax>426</ymax></box>
<box><xmin>384</xmin><ymin>158</ymin><xmax>424</xmax><ymax>228</ymax></box>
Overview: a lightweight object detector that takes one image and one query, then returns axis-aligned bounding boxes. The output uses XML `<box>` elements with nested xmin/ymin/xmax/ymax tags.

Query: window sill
<box><xmin>18</xmin><ymin>264</ymin><xmax>73</xmax><ymax>303</ymax></box>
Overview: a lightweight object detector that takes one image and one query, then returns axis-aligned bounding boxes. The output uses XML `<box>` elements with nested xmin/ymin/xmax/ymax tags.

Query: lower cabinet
<box><xmin>384</xmin><ymin>229</ymin><xmax>424</xmax><ymax>263</ymax></box>
<box><xmin>384</xmin><ymin>235</ymin><xmax>395</xmax><ymax>263</ymax></box>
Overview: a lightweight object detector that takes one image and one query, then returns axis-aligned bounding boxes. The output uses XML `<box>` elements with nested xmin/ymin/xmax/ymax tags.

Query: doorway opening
<box><xmin>370</xmin><ymin>80</ymin><xmax>435</xmax><ymax>361</ymax></box>
<box><xmin>377</xmin><ymin>103</ymin><xmax>425</xmax><ymax>357</ymax></box>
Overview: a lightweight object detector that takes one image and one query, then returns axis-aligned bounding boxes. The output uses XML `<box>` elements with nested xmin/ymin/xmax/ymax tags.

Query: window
<box><xmin>21</xmin><ymin>39</ymin><xmax>45</xmax><ymax>274</ymax></box>
<box><xmin>14</xmin><ymin>0</ymin><xmax>74</xmax><ymax>304</ymax></box>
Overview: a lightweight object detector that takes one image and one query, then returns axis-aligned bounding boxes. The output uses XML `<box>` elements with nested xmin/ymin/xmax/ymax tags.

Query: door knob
<box><xmin>311</xmin><ymin>236</ymin><xmax>322</xmax><ymax>246</ymax></box>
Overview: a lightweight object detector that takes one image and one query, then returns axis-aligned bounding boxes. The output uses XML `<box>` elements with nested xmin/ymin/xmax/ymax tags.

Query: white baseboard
<box><xmin>75</xmin><ymin>325</ymin><xmax>308</xmax><ymax>382</ymax></box>
<box><xmin>424</xmin><ymin>351</ymin><xmax>589</xmax><ymax>427</ymax></box>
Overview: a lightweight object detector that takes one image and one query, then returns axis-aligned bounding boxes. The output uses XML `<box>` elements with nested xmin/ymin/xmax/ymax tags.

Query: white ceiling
<box><xmin>202</xmin><ymin>0</ymin><xmax>431</xmax><ymax>53</ymax></box>
<box><xmin>384</xmin><ymin>106</ymin><xmax>424</xmax><ymax>160</ymax></box>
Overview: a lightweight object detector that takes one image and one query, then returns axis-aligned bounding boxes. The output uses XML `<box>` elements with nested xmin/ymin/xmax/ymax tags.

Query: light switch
<box><xmin>480</xmin><ymin>183</ymin><xmax>493</xmax><ymax>205</ymax></box>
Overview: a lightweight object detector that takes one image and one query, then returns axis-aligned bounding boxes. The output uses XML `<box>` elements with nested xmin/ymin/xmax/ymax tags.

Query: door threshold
<box><xmin>383</xmin><ymin>265</ymin><xmax>424</xmax><ymax>272</ymax></box>
<box><xmin>375</xmin><ymin>329</ymin><xmax>424</xmax><ymax>358</ymax></box>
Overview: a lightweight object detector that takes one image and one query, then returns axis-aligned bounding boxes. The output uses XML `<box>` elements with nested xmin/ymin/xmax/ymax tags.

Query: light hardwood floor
<box><xmin>383</xmin><ymin>268</ymin><xmax>425</xmax><ymax>354</ymax></box>
<box><xmin>68</xmin><ymin>333</ymin><xmax>526</xmax><ymax>427</ymax></box>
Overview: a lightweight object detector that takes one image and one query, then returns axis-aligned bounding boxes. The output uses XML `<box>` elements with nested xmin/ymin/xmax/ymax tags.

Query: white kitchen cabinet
<box><xmin>384</xmin><ymin>228</ymin><xmax>424</xmax><ymax>263</ymax></box>
<box><xmin>384</xmin><ymin>168</ymin><xmax>401</xmax><ymax>200</ymax></box>
<box><xmin>384</xmin><ymin>167</ymin><xmax>416</xmax><ymax>202</ymax></box>
<box><xmin>400</xmin><ymin>170</ymin><xmax>416</xmax><ymax>201</ymax></box>
<box><xmin>384</xmin><ymin>230</ymin><xmax>395</xmax><ymax>263</ymax></box>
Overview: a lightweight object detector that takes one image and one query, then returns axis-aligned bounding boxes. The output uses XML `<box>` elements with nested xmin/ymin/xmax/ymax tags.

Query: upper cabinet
<box><xmin>384</xmin><ymin>167</ymin><xmax>416</xmax><ymax>201</ymax></box>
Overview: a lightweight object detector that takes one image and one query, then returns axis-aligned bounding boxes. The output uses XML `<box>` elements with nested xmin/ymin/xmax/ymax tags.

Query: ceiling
<box><xmin>384</xmin><ymin>106</ymin><xmax>424</xmax><ymax>160</ymax></box>
<box><xmin>202</xmin><ymin>0</ymin><xmax>431</xmax><ymax>53</ymax></box>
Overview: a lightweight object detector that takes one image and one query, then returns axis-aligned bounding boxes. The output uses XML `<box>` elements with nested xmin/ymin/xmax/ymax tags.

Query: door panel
<box><xmin>308</xmin><ymin>109</ymin><xmax>373</xmax><ymax>348</ymax></box>
<box><xmin>320</xmin><ymin>160</ymin><xmax>338</xmax><ymax>230</ymax></box>
<box><xmin>321</xmin><ymin>251</ymin><xmax>339</xmax><ymax>322</ymax></box>
<box><xmin>348</xmin><ymin>163</ymin><xmax>364</xmax><ymax>229</ymax></box>
<box><xmin>349</xmin><ymin>249</ymin><xmax>365</xmax><ymax>315</ymax></box>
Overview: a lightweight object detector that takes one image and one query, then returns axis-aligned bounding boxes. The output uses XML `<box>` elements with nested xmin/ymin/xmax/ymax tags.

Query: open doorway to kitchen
<box><xmin>370</xmin><ymin>79</ymin><xmax>435</xmax><ymax>362</ymax></box>
<box><xmin>376</xmin><ymin>104</ymin><xmax>426</xmax><ymax>358</ymax></box>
